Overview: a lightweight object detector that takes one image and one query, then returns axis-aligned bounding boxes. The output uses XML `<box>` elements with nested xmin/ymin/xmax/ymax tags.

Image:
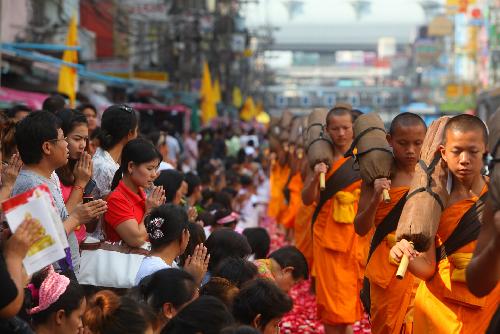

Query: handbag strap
<box><xmin>80</xmin><ymin>241</ymin><xmax>150</xmax><ymax>256</ymax></box>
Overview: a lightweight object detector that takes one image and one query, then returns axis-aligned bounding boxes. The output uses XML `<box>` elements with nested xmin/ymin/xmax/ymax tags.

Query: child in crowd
<box><xmin>135</xmin><ymin>204</ymin><xmax>209</xmax><ymax>285</ymax></box>
<box><xmin>232</xmin><ymin>279</ymin><xmax>293</xmax><ymax>334</ymax></box>
<box><xmin>28</xmin><ymin>266</ymin><xmax>86</xmax><ymax>334</ymax></box>
<box><xmin>254</xmin><ymin>246</ymin><xmax>309</xmax><ymax>293</ymax></box>
<box><xmin>138</xmin><ymin>268</ymin><xmax>199</xmax><ymax>333</ymax></box>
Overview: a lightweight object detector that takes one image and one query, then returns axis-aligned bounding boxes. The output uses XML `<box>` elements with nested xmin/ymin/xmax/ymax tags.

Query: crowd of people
<box><xmin>0</xmin><ymin>95</ymin><xmax>309</xmax><ymax>334</ymax></box>
<box><xmin>0</xmin><ymin>93</ymin><xmax>498</xmax><ymax>334</ymax></box>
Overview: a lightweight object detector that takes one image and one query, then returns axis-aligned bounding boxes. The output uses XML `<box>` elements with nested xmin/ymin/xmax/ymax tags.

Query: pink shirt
<box><xmin>60</xmin><ymin>183</ymin><xmax>87</xmax><ymax>244</ymax></box>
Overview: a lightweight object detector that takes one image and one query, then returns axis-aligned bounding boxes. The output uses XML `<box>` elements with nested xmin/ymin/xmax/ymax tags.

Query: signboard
<box><xmin>428</xmin><ymin>16</ymin><xmax>454</xmax><ymax>36</ymax></box>
<box><xmin>414</xmin><ymin>39</ymin><xmax>443</xmax><ymax>66</ymax></box>
<box><xmin>123</xmin><ymin>0</ymin><xmax>172</xmax><ymax>20</ymax></box>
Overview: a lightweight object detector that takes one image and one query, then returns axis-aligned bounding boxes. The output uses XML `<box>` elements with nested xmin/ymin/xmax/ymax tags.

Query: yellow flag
<box><xmin>232</xmin><ymin>86</ymin><xmax>243</xmax><ymax>108</ymax></box>
<box><xmin>200</xmin><ymin>61</ymin><xmax>217</xmax><ymax>124</ymax></box>
<box><xmin>240</xmin><ymin>96</ymin><xmax>257</xmax><ymax>122</ymax></box>
<box><xmin>58</xmin><ymin>15</ymin><xmax>78</xmax><ymax>107</ymax></box>
<box><xmin>213</xmin><ymin>79</ymin><xmax>222</xmax><ymax>104</ymax></box>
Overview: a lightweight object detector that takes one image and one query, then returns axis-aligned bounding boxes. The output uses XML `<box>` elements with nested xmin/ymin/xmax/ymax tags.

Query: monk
<box><xmin>268</xmin><ymin>144</ymin><xmax>290</xmax><ymax>223</ymax></box>
<box><xmin>302</xmin><ymin>106</ymin><xmax>362</xmax><ymax>334</ymax></box>
<box><xmin>390</xmin><ymin>114</ymin><xmax>500</xmax><ymax>333</ymax></box>
<box><xmin>294</xmin><ymin>159</ymin><xmax>315</xmax><ymax>270</ymax></box>
<box><xmin>354</xmin><ymin>113</ymin><xmax>427</xmax><ymax>334</ymax></box>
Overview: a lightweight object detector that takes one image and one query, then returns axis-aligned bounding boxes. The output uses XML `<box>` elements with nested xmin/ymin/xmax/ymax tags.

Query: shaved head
<box><xmin>443</xmin><ymin>114</ymin><xmax>488</xmax><ymax>145</ymax></box>
<box><xmin>389</xmin><ymin>112</ymin><xmax>427</xmax><ymax>135</ymax></box>
<box><xmin>326</xmin><ymin>103</ymin><xmax>353</xmax><ymax>123</ymax></box>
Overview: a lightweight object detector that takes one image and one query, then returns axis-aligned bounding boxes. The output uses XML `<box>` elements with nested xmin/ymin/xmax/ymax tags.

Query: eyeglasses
<box><xmin>47</xmin><ymin>137</ymin><xmax>68</xmax><ymax>144</ymax></box>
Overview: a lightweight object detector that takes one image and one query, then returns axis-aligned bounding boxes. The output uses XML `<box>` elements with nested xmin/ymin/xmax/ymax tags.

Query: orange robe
<box><xmin>414</xmin><ymin>187</ymin><xmax>500</xmax><ymax>334</ymax></box>
<box><xmin>267</xmin><ymin>163</ymin><xmax>290</xmax><ymax>220</ymax></box>
<box><xmin>294</xmin><ymin>202</ymin><xmax>315</xmax><ymax>271</ymax></box>
<box><xmin>313</xmin><ymin>157</ymin><xmax>363</xmax><ymax>325</ymax></box>
<box><xmin>366</xmin><ymin>187</ymin><xmax>417</xmax><ymax>334</ymax></box>
<box><xmin>280</xmin><ymin>173</ymin><xmax>303</xmax><ymax>229</ymax></box>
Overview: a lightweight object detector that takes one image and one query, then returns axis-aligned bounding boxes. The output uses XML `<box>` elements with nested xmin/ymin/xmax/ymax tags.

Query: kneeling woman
<box><xmin>104</xmin><ymin>139</ymin><xmax>165</xmax><ymax>247</ymax></box>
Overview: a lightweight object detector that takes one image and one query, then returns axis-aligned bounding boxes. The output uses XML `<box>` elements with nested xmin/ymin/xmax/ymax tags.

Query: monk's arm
<box><xmin>391</xmin><ymin>239</ymin><xmax>437</xmax><ymax>280</ymax></box>
<box><xmin>354</xmin><ymin>183</ymin><xmax>378</xmax><ymax>236</ymax></box>
<box><xmin>466</xmin><ymin>202</ymin><xmax>500</xmax><ymax>297</ymax></box>
<box><xmin>408</xmin><ymin>244</ymin><xmax>437</xmax><ymax>281</ymax></box>
<box><xmin>301</xmin><ymin>171</ymin><xmax>319</xmax><ymax>206</ymax></box>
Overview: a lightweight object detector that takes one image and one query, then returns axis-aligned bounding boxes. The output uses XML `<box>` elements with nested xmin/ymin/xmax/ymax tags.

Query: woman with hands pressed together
<box><xmin>135</xmin><ymin>204</ymin><xmax>209</xmax><ymax>286</ymax></box>
<box><xmin>104</xmin><ymin>139</ymin><xmax>165</xmax><ymax>247</ymax></box>
<box><xmin>55</xmin><ymin>110</ymin><xmax>104</xmax><ymax>244</ymax></box>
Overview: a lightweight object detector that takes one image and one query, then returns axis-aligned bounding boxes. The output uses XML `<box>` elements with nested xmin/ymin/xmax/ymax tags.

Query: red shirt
<box><xmin>104</xmin><ymin>180</ymin><xmax>146</xmax><ymax>242</ymax></box>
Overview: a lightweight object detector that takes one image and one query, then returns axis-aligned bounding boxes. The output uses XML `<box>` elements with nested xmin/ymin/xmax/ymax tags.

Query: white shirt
<box><xmin>92</xmin><ymin>147</ymin><xmax>119</xmax><ymax>199</ymax></box>
<box><xmin>158</xmin><ymin>161</ymin><xmax>175</xmax><ymax>171</ymax></box>
<box><xmin>135</xmin><ymin>256</ymin><xmax>174</xmax><ymax>285</ymax></box>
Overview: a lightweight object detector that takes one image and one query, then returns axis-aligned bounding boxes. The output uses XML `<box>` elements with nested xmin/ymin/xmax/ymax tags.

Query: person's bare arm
<box><xmin>354</xmin><ymin>179</ymin><xmax>390</xmax><ymax>236</ymax></box>
<box><xmin>390</xmin><ymin>239</ymin><xmax>437</xmax><ymax>281</ymax></box>
<box><xmin>301</xmin><ymin>163</ymin><xmax>326</xmax><ymax>206</ymax></box>
<box><xmin>114</xmin><ymin>219</ymin><xmax>148</xmax><ymax>247</ymax></box>
<box><xmin>466</xmin><ymin>202</ymin><xmax>500</xmax><ymax>297</ymax></box>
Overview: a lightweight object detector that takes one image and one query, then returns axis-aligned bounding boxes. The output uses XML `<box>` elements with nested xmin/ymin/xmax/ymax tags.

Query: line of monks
<box><xmin>267</xmin><ymin>105</ymin><xmax>500</xmax><ymax>334</ymax></box>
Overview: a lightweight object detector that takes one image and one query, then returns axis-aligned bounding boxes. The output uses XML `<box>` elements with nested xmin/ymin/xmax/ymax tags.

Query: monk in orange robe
<box><xmin>391</xmin><ymin>115</ymin><xmax>500</xmax><ymax>333</ymax></box>
<box><xmin>268</xmin><ymin>147</ymin><xmax>290</xmax><ymax>221</ymax></box>
<box><xmin>354</xmin><ymin>113</ymin><xmax>427</xmax><ymax>334</ymax></box>
<box><xmin>302</xmin><ymin>106</ymin><xmax>363</xmax><ymax>334</ymax></box>
<box><xmin>281</xmin><ymin>148</ymin><xmax>304</xmax><ymax>229</ymax></box>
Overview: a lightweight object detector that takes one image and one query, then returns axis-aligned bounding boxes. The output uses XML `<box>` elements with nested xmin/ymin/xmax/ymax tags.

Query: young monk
<box><xmin>390</xmin><ymin>114</ymin><xmax>500</xmax><ymax>333</ymax></box>
<box><xmin>354</xmin><ymin>112</ymin><xmax>427</xmax><ymax>334</ymax></box>
<box><xmin>302</xmin><ymin>105</ymin><xmax>363</xmax><ymax>334</ymax></box>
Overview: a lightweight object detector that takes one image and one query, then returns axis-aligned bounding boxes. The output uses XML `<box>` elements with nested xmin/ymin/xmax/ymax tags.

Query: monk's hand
<box><xmin>373</xmin><ymin>178</ymin><xmax>391</xmax><ymax>203</ymax></box>
<box><xmin>313</xmin><ymin>162</ymin><xmax>328</xmax><ymax>179</ymax></box>
<box><xmin>390</xmin><ymin>239</ymin><xmax>419</xmax><ymax>263</ymax></box>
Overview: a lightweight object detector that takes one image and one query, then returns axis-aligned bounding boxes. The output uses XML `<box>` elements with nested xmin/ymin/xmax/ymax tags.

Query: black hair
<box><xmin>7</xmin><ymin>104</ymin><xmax>31</xmax><ymax>119</ymax></box>
<box><xmin>55</xmin><ymin>109</ymin><xmax>89</xmax><ymax>186</ymax></box>
<box><xmin>84</xmin><ymin>290</ymin><xmax>153</xmax><ymax>334</ymax></box>
<box><xmin>15</xmin><ymin>111</ymin><xmax>62</xmax><ymax>165</ymax></box>
<box><xmin>77</xmin><ymin>103</ymin><xmax>97</xmax><ymax>115</ymax></box>
<box><xmin>154</xmin><ymin>170</ymin><xmax>185</xmax><ymax>203</ymax></box>
<box><xmin>389</xmin><ymin>112</ymin><xmax>427</xmax><ymax>136</ymax></box>
<box><xmin>161</xmin><ymin>296</ymin><xmax>234</xmax><ymax>334</ymax></box>
<box><xmin>205</xmin><ymin>229</ymin><xmax>252</xmax><ymax>272</ymax></box>
<box><xmin>247</xmin><ymin>140</ymin><xmax>255</xmax><ymax>147</ymax></box>
<box><xmin>145</xmin><ymin>204</ymin><xmax>189</xmax><ymax>250</ymax></box>
<box><xmin>197</xmin><ymin>210</ymin><xmax>215</xmax><ymax>227</ymax></box>
<box><xmin>99</xmin><ymin>104</ymin><xmax>138</xmax><ymax>150</ymax></box>
<box><xmin>184</xmin><ymin>172</ymin><xmax>201</xmax><ymax>198</ymax></box>
<box><xmin>90</xmin><ymin>127</ymin><xmax>102</xmax><ymax>140</ymax></box>
<box><xmin>139</xmin><ymin>268</ymin><xmax>197</xmax><ymax>312</ymax></box>
<box><xmin>242</xmin><ymin>228</ymin><xmax>270</xmax><ymax>259</ymax></box>
<box><xmin>239</xmin><ymin>174</ymin><xmax>253</xmax><ymax>187</ymax></box>
<box><xmin>213</xmin><ymin>192</ymin><xmax>233</xmax><ymax>210</ymax></box>
<box><xmin>269</xmin><ymin>246</ymin><xmax>309</xmax><ymax>280</ymax></box>
<box><xmin>199</xmin><ymin>277</ymin><xmax>239</xmax><ymax>309</ymax></box>
<box><xmin>30</xmin><ymin>269</ymin><xmax>85</xmax><ymax>327</ymax></box>
<box><xmin>179</xmin><ymin>222</ymin><xmax>207</xmax><ymax>266</ymax></box>
<box><xmin>443</xmin><ymin>114</ymin><xmax>488</xmax><ymax>145</ymax></box>
<box><xmin>213</xmin><ymin>258</ymin><xmax>258</xmax><ymax>288</ymax></box>
<box><xmin>111</xmin><ymin>138</ymin><xmax>161</xmax><ymax>190</ymax></box>
<box><xmin>232</xmin><ymin>279</ymin><xmax>293</xmax><ymax>330</ymax></box>
<box><xmin>42</xmin><ymin>94</ymin><xmax>66</xmax><ymax>114</ymax></box>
